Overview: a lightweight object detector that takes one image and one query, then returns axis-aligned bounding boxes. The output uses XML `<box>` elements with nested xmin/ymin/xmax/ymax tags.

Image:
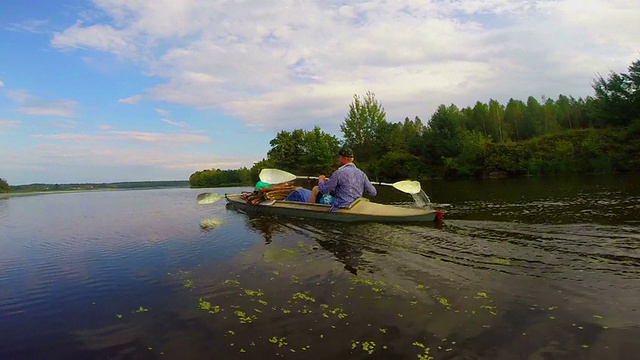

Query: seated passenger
<box><xmin>309</xmin><ymin>147</ymin><xmax>376</xmax><ymax>211</ymax></box>
<box><xmin>285</xmin><ymin>188</ymin><xmax>334</xmax><ymax>205</ymax></box>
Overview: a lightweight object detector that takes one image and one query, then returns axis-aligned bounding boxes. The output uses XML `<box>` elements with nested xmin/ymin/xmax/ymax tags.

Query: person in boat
<box><xmin>285</xmin><ymin>188</ymin><xmax>334</xmax><ymax>205</ymax></box>
<box><xmin>309</xmin><ymin>146</ymin><xmax>377</xmax><ymax>211</ymax></box>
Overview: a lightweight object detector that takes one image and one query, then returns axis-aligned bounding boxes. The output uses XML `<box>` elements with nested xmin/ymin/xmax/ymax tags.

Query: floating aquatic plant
<box><xmin>234</xmin><ymin>310</ymin><xmax>257</xmax><ymax>323</ymax></box>
<box><xmin>198</xmin><ymin>298</ymin><xmax>221</xmax><ymax>313</ymax></box>
<box><xmin>436</xmin><ymin>296</ymin><xmax>451</xmax><ymax>310</ymax></box>
<box><xmin>351</xmin><ymin>341</ymin><xmax>376</xmax><ymax>355</ymax></box>
<box><xmin>292</xmin><ymin>292</ymin><xmax>315</xmax><ymax>302</ymax></box>
<box><xmin>269</xmin><ymin>336</ymin><xmax>288</xmax><ymax>348</ymax></box>
<box><xmin>136</xmin><ymin>307</ymin><xmax>149</xmax><ymax>313</ymax></box>
<box><xmin>413</xmin><ymin>341</ymin><xmax>434</xmax><ymax>360</ymax></box>
<box><xmin>184</xmin><ymin>279</ymin><xmax>194</xmax><ymax>288</ymax></box>
<box><xmin>244</xmin><ymin>288</ymin><xmax>264</xmax><ymax>297</ymax></box>
<box><xmin>492</xmin><ymin>258</ymin><xmax>511</xmax><ymax>265</ymax></box>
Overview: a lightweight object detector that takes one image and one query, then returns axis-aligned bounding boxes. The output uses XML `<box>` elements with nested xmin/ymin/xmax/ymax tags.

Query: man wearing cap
<box><xmin>309</xmin><ymin>146</ymin><xmax>377</xmax><ymax>211</ymax></box>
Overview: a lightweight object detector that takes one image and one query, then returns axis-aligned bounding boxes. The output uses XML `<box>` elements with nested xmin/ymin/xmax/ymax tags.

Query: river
<box><xmin>0</xmin><ymin>174</ymin><xmax>638</xmax><ymax>359</ymax></box>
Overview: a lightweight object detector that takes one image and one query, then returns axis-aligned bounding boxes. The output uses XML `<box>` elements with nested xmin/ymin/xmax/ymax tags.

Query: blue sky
<box><xmin>1</xmin><ymin>0</ymin><xmax>638</xmax><ymax>185</ymax></box>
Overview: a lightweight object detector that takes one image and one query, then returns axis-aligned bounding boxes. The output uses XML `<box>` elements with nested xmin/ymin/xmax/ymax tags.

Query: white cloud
<box><xmin>118</xmin><ymin>95</ymin><xmax>143</xmax><ymax>104</ymax></box>
<box><xmin>155</xmin><ymin>108</ymin><xmax>170</xmax><ymax>116</ymax></box>
<box><xmin>47</xmin><ymin>120</ymin><xmax>79</xmax><ymax>129</ymax></box>
<box><xmin>51</xmin><ymin>0</ymin><xmax>640</xmax><ymax>129</ymax></box>
<box><xmin>161</xmin><ymin>118</ymin><xmax>189</xmax><ymax>128</ymax></box>
<box><xmin>5</xmin><ymin>89</ymin><xmax>34</xmax><ymax>103</ymax></box>
<box><xmin>33</xmin><ymin>129</ymin><xmax>211</xmax><ymax>144</ymax></box>
<box><xmin>5</xmin><ymin>19</ymin><xmax>50</xmax><ymax>33</ymax></box>
<box><xmin>0</xmin><ymin>80</ymin><xmax>4</xmax><ymax>87</ymax></box>
<box><xmin>52</xmin><ymin>22</ymin><xmax>137</xmax><ymax>57</ymax></box>
<box><xmin>20</xmin><ymin>100</ymin><xmax>77</xmax><ymax>117</ymax></box>
<box><xmin>0</xmin><ymin>120</ymin><xmax>21</xmax><ymax>132</ymax></box>
<box><xmin>4</xmin><ymin>89</ymin><xmax>77</xmax><ymax>118</ymax></box>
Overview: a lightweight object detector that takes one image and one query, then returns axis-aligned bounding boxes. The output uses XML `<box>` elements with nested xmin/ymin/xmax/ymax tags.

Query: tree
<box><xmin>469</xmin><ymin>101</ymin><xmax>490</xmax><ymax>137</ymax></box>
<box><xmin>300</xmin><ymin>126</ymin><xmax>341</xmax><ymax>175</ymax></box>
<box><xmin>591</xmin><ymin>57</ymin><xmax>640</xmax><ymax>127</ymax></box>
<box><xmin>0</xmin><ymin>178</ymin><xmax>9</xmax><ymax>193</ymax></box>
<box><xmin>488</xmin><ymin>99</ymin><xmax>507</xmax><ymax>142</ymax></box>
<box><xmin>504</xmin><ymin>99</ymin><xmax>526</xmax><ymax>141</ymax></box>
<box><xmin>542</xmin><ymin>97</ymin><xmax>560</xmax><ymax>134</ymax></box>
<box><xmin>419</xmin><ymin>104</ymin><xmax>464</xmax><ymax>164</ymax></box>
<box><xmin>267</xmin><ymin>129</ymin><xmax>307</xmax><ymax>173</ymax></box>
<box><xmin>340</xmin><ymin>91</ymin><xmax>387</xmax><ymax>162</ymax></box>
<box><xmin>403</xmin><ymin>116</ymin><xmax>426</xmax><ymax>155</ymax></box>
<box><xmin>524</xmin><ymin>96</ymin><xmax>544</xmax><ymax>139</ymax></box>
<box><xmin>265</xmin><ymin>127</ymin><xmax>340</xmax><ymax>176</ymax></box>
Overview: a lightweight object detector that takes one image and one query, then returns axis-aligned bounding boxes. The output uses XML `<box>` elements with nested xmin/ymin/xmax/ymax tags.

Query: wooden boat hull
<box><xmin>225</xmin><ymin>194</ymin><xmax>441</xmax><ymax>223</ymax></box>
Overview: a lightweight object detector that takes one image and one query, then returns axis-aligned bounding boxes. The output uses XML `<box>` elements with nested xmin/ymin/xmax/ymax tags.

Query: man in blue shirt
<box><xmin>309</xmin><ymin>147</ymin><xmax>377</xmax><ymax>211</ymax></box>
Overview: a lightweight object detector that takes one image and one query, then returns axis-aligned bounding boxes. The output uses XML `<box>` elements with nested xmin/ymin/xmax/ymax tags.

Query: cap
<box><xmin>337</xmin><ymin>146</ymin><xmax>354</xmax><ymax>158</ymax></box>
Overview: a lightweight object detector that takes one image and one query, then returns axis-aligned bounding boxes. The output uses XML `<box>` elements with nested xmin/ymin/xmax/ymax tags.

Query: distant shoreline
<box><xmin>5</xmin><ymin>180</ymin><xmax>190</xmax><ymax>194</ymax></box>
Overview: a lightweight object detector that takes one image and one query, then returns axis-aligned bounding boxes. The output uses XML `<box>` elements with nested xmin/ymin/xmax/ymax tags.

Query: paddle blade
<box><xmin>197</xmin><ymin>193</ymin><xmax>225</xmax><ymax>204</ymax></box>
<box><xmin>392</xmin><ymin>180</ymin><xmax>421</xmax><ymax>194</ymax></box>
<box><xmin>259</xmin><ymin>168</ymin><xmax>297</xmax><ymax>184</ymax></box>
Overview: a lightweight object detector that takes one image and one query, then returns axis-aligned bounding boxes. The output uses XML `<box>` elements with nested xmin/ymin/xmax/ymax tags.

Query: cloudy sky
<box><xmin>1</xmin><ymin>0</ymin><xmax>638</xmax><ymax>185</ymax></box>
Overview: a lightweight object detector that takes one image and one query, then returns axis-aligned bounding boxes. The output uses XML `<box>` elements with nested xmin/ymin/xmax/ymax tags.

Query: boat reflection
<box><xmin>236</xmin><ymin>210</ymin><xmax>367</xmax><ymax>275</ymax></box>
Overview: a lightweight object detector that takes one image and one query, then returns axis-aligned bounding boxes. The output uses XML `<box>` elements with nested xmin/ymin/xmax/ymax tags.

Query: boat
<box><xmin>224</xmin><ymin>193</ymin><xmax>443</xmax><ymax>223</ymax></box>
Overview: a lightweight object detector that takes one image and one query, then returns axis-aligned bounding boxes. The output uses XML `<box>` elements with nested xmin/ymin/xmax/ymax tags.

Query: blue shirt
<box><xmin>318</xmin><ymin>163</ymin><xmax>377</xmax><ymax>211</ymax></box>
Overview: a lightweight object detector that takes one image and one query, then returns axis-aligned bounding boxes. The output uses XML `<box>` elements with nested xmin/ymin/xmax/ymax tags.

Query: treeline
<box><xmin>6</xmin><ymin>181</ymin><xmax>189</xmax><ymax>193</ymax></box>
<box><xmin>189</xmin><ymin>168</ymin><xmax>252</xmax><ymax>188</ymax></box>
<box><xmin>0</xmin><ymin>178</ymin><xmax>9</xmax><ymax>193</ymax></box>
<box><xmin>186</xmin><ymin>57</ymin><xmax>639</xmax><ymax>186</ymax></box>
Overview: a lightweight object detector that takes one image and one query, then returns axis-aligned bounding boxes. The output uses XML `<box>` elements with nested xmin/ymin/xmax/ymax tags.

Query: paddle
<box><xmin>197</xmin><ymin>192</ymin><xmax>226</xmax><ymax>204</ymax></box>
<box><xmin>259</xmin><ymin>168</ymin><xmax>422</xmax><ymax>195</ymax></box>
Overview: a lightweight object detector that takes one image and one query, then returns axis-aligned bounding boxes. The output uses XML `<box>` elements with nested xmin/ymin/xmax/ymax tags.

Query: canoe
<box><xmin>225</xmin><ymin>194</ymin><xmax>443</xmax><ymax>223</ymax></box>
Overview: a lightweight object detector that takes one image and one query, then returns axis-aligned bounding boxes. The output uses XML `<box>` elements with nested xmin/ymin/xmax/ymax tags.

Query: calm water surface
<box><xmin>1</xmin><ymin>175</ymin><xmax>638</xmax><ymax>359</ymax></box>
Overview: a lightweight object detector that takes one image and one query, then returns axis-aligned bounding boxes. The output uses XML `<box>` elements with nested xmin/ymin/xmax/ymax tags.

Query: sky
<box><xmin>0</xmin><ymin>0</ymin><xmax>638</xmax><ymax>185</ymax></box>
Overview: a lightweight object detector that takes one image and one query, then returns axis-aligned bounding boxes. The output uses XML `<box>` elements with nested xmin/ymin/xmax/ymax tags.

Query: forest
<box><xmin>189</xmin><ymin>57</ymin><xmax>639</xmax><ymax>188</ymax></box>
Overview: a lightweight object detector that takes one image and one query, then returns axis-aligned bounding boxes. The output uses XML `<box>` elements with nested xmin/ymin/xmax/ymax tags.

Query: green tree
<box><xmin>469</xmin><ymin>101</ymin><xmax>490</xmax><ymax>137</ymax></box>
<box><xmin>591</xmin><ymin>58</ymin><xmax>640</xmax><ymax>127</ymax></box>
<box><xmin>402</xmin><ymin>116</ymin><xmax>426</xmax><ymax>154</ymax></box>
<box><xmin>542</xmin><ymin>97</ymin><xmax>560</xmax><ymax>134</ymax></box>
<box><xmin>267</xmin><ymin>129</ymin><xmax>307</xmax><ymax>173</ymax></box>
<box><xmin>300</xmin><ymin>126</ymin><xmax>341</xmax><ymax>175</ymax></box>
<box><xmin>504</xmin><ymin>98</ymin><xmax>526</xmax><ymax>141</ymax></box>
<box><xmin>0</xmin><ymin>178</ymin><xmax>9</xmax><ymax>193</ymax></box>
<box><xmin>340</xmin><ymin>91</ymin><xmax>387</xmax><ymax>162</ymax></box>
<box><xmin>488</xmin><ymin>99</ymin><xmax>508</xmax><ymax>142</ymax></box>
<box><xmin>419</xmin><ymin>104</ymin><xmax>464</xmax><ymax>165</ymax></box>
<box><xmin>189</xmin><ymin>168</ymin><xmax>251</xmax><ymax>188</ymax></box>
<box><xmin>265</xmin><ymin>127</ymin><xmax>340</xmax><ymax>176</ymax></box>
<box><xmin>524</xmin><ymin>96</ymin><xmax>544</xmax><ymax>139</ymax></box>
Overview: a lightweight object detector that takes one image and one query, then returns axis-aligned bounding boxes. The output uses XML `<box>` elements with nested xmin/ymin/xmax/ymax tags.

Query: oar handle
<box><xmin>374</xmin><ymin>182</ymin><xmax>394</xmax><ymax>186</ymax></box>
<box><xmin>298</xmin><ymin>179</ymin><xmax>396</xmax><ymax>187</ymax></box>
